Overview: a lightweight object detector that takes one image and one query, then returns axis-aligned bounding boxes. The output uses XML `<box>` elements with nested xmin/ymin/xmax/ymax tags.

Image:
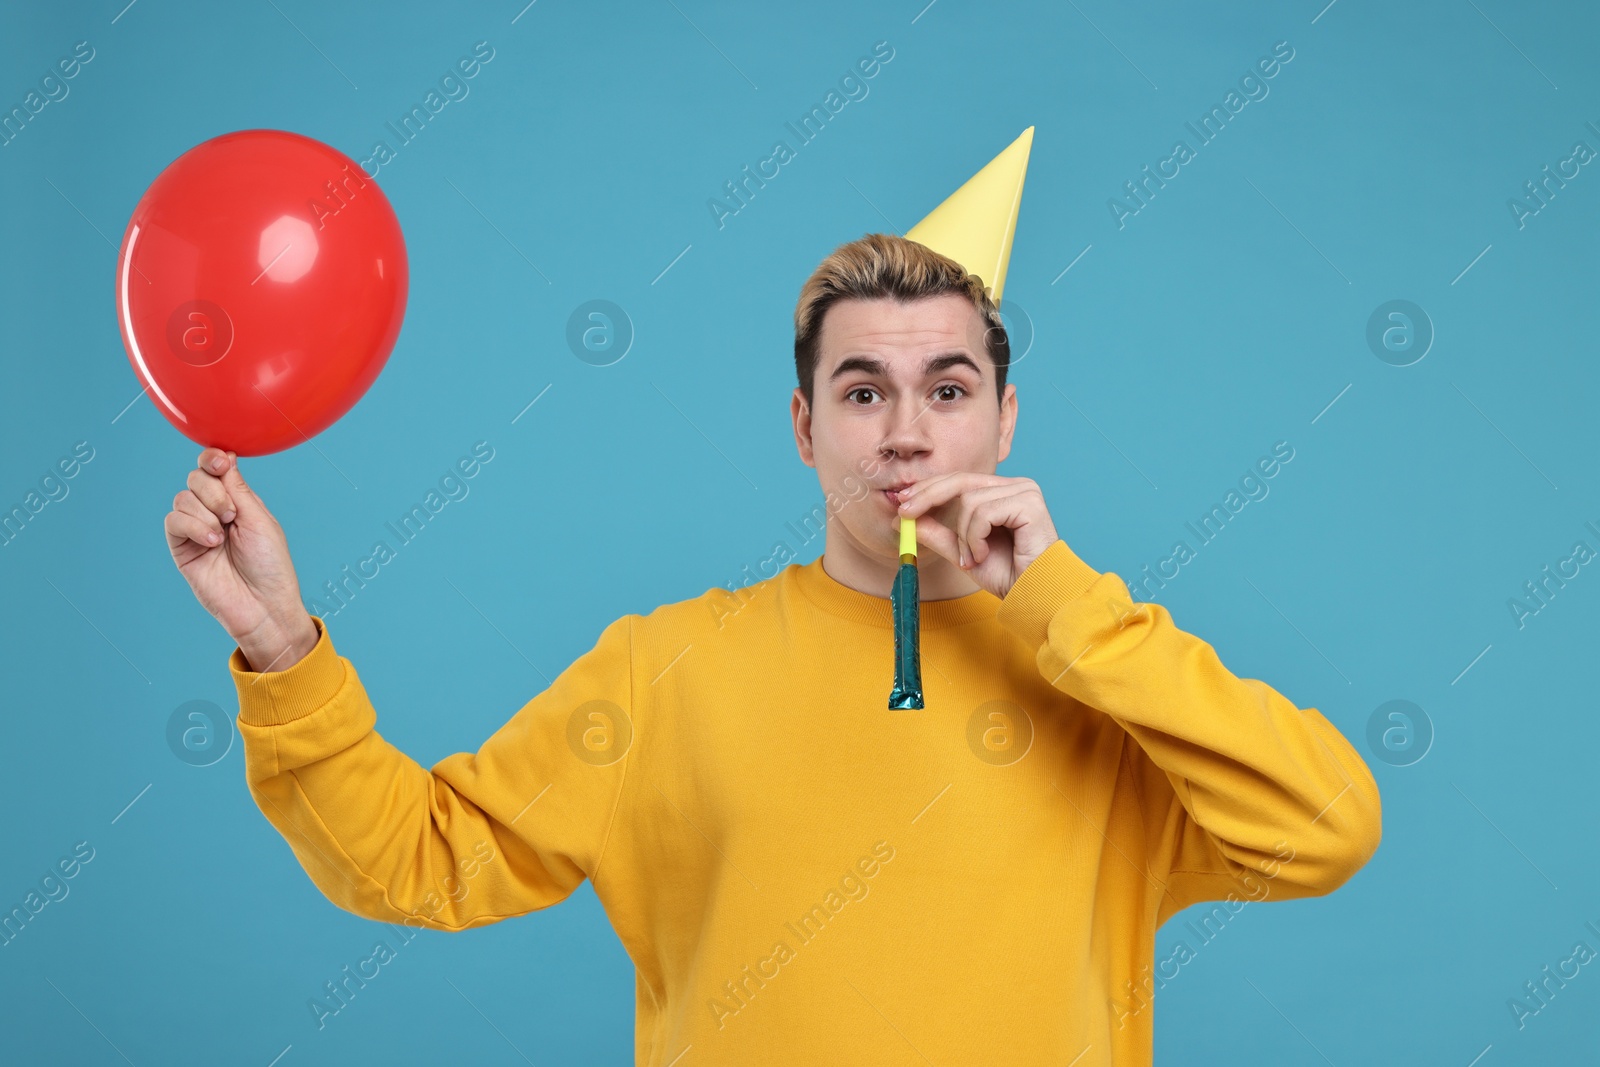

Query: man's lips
<box><xmin>881</xmin><ymin>483</ymin><xmax>915</xmax><ymax>507</ymax></box>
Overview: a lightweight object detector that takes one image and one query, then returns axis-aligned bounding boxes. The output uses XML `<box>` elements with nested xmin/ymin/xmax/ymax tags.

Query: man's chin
<box><xmin>831</xmin><ymin>518</ymin><xmax>906</xmax><ymax>564</ymax></box>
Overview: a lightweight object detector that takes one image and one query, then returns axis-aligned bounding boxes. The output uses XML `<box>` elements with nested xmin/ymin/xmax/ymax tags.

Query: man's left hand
<box><xmin>894</xmin><ymin>473</ymin><xmax>1060</xmax><ymax>600</ymax></box>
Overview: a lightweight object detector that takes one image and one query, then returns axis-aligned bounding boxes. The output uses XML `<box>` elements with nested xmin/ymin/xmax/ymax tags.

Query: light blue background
<box><xmin>2</xmin><ymin>0</ymin><xmax>1597</xmax><ymax>1063</ymax></box>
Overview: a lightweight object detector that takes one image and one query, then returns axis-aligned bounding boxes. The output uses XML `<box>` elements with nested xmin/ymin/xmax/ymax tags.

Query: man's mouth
<box><xmin>881</xmin><ymin>482</ymin><xmax>914</xmax><ymax>507</ymax></box>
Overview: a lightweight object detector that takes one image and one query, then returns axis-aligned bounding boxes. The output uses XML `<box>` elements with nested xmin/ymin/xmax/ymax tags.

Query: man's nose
<box><xmin>879</xmin><ymin>390</ymin><xmax>932</xmax><ymax>456</ymax></box>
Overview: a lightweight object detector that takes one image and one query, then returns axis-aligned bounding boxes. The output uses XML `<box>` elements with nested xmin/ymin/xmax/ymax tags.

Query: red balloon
<box><xmin>116</xmin><ymin>129</ymin><xmax>407</xmax><ymax>456</ymax></box>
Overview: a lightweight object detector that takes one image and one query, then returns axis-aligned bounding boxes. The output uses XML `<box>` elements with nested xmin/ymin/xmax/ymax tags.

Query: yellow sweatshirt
<box><xmin>230</xmin><ymin>538</ymin><xmax>1381</xmax><ymax>1066</ymax></box>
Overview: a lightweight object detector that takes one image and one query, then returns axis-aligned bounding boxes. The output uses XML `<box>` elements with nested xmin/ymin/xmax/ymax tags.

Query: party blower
<box><xmin>887</xmin><ymin>514</ymin><xmax>924</xmax><ymax>709</ymax></box>
<box><xmin>885</xmin><ymin>126</ymin><xmax>1033</xmax><ymax>710</ymax></box>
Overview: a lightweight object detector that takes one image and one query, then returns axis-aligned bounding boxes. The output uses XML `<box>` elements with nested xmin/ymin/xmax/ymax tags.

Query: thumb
<box><xmin>219</xmin><ymin>452</ymin><xmax>271</xmax><ymax>522</ymax></box>
<box><xmin>908</xmin><ymin>513</ymin><xmax>964</xmax><ymax>569</ymax></box>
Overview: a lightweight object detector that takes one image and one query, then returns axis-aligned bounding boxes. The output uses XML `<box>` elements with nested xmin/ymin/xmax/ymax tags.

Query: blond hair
<box><xmin>793</xmin><ymin>232</ymin><xmax>1010</xmax><ymax>410</ymax></box>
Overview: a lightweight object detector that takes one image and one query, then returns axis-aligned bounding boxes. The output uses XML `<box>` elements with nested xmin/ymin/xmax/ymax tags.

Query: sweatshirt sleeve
<box><xmin>995</xmin><ymin>539</ymin><xmax>1382</xmax><ymax>924</ymax></box>
<box><xmin>228</xmin><ymin>611</ymin><xmax>637</xmax><ymax>932</ymax></box>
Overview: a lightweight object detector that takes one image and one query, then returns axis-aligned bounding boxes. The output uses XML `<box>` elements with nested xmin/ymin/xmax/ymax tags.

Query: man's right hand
<box><xmin>165</xmin><ymin>447</ymin><xmax>319</xmax><ymax>673</ymax></box>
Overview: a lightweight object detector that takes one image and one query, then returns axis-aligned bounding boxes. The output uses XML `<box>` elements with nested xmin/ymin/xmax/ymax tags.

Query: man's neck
<box><xmin>820</xmin><ymin>533</ymin><xmax>983</xmax><ymax>602</ymax></box>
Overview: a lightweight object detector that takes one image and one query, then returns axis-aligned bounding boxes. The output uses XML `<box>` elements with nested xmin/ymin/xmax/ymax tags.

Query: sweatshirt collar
<box><xmin>790</xmin><ymin>552</ymin><xmax>1000</xmax><ymax>630</ymax></box>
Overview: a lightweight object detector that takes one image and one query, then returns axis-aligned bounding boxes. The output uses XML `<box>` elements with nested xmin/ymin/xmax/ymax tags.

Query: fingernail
<box><xmin>211</xmin><ymin>459</ymin><xmax>225</xmax><ymax>472</ymax></box>
<box><xmin>207</xmin><ymin>532</ymin><xmax>220</xmax><ymax>545</ymax></box>
<box><xmin>222</xmin><ymin>509</ymin><xmax>236</xmax><ymax>523</ymax></box>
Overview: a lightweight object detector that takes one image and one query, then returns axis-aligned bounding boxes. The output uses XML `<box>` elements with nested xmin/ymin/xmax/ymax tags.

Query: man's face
<box><xmin>791</xmin><ymin>292</ymin><xmax>1018</xmax><ymax>563</ymax></box>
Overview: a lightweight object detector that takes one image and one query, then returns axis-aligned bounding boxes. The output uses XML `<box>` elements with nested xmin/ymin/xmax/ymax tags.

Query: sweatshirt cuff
<box><xmin>229</xmin><ymin>614</ymin><xmax>345</xmax><ymax>726</ymax></box>
<box><xmin>996</xmin><ymin>539</ymin><xmax>1104</xmax><ymax>650</ymax></box>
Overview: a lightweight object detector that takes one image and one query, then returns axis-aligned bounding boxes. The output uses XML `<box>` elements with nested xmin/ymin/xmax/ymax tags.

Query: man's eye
<box><xmin>846</xmin><ymin>387</ymin><xmax>880</xmax><ymax>405</ymax></box>
<box><xmin>935</xmin><ymin>384</ymin><xmax>967</xmax><ymax>402</ymax></box>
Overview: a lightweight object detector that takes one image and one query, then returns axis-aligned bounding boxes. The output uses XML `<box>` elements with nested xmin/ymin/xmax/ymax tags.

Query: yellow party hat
<box><xmin>888</xmin><ymin>130</ymin><xmax>1034</xmax><ymax>711</ymax></box>
<box><xmin>904</xmin><ymin>126</ymin><xmax>1033</xmax><ymax>304</ymax></box>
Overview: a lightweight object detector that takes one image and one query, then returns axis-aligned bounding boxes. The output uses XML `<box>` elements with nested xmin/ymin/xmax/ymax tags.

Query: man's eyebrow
<box><xmin>827</xmin><ymin>352</ymin><xmax>984</xmax><ymax>384</ymax></box>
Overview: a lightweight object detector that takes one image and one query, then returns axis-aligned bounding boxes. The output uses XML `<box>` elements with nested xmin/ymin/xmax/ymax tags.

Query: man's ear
<box><xmin>997</xmin><ymin>382</ymin><xmax>1017</xmax><ymax>464</ymax></box>
<box><xmin>791</xmin><ymin>387</ymin><xmax>815</xmax><ymax>467</ymax></box>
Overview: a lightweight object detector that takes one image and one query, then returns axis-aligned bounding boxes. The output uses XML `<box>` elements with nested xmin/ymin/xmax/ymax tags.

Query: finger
<box><xmin>949</xmin><ymin>485</ymin><xmax>1016</xmax><ymax>566</ymax></box>
<box><xmin>172</xmin><ymin>489</ymin><xmax>225</xmax><ymax>547</ymax></box>
<box><xmin>186</xmin><ymin>466</ymin><xmax>237</xmax><ymax>524</ymax></box>
<box><xmin>197</xmin><ymin>447</ymin><xmax>230</xmax><ymax>477</ymax></box>
<box><xmin>894</xmin><ymin>471</ymin><xmax>972</xmax><ymax>516</ymax></box>
<box><xmin>897</xmin><ymin>472</ymin><xmax>1009</xmax><ymax>518</ymax></box>
<box><xmin>960</xmin><ymin>489</ymin><xmax>1029</xmax><ymax>565</ymax></box>
<box><xmin>166</xmin><ymin>505</ymin><xmax>223</xmax><ymax>551</ymax></box>
<box><xmin>962</xmin><ymin>499</ymin><xmax>1013</xmax><ymax>566</ymax></box>
<box><xmin>916</xmin><ymin>483</ymin><xmax>1008</xmax><ymax>567</ymax></box>
<box><xmin>174</xmin><ymin>489</ymin><xmax>226</xmax><ymax>541</ymax></box>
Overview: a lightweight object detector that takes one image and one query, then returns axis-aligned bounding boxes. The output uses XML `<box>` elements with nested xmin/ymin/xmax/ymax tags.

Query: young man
<box><xmin>167</xmin><ymin>132</ymin><xmax>1380</xmax><ymax>1065</ymax></box>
